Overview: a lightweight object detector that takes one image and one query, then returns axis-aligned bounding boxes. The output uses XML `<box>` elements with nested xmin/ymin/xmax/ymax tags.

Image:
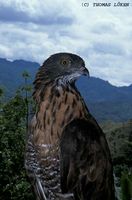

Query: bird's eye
<box><xmin>61</xmin><ymin>59</ymin><xmax>70</xmax><ymax>66</ymax></box>
<box><xmin>62</xmin><ymin>60</ymin><xmax>67</xmax><ymax>65</ymax></box>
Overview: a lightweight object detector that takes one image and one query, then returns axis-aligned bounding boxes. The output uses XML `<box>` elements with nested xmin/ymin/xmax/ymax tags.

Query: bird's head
<box><xmin>37</xmin><ymin>53</ymin><xmax>89</xmax><ymax>85</ymax></box>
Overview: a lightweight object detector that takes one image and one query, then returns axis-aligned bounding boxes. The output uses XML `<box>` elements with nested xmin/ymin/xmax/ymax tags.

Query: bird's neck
<box><xmin>32</xmin><ymin>81</ymin><xmax>89</xmax><ymax>146</ymax></box>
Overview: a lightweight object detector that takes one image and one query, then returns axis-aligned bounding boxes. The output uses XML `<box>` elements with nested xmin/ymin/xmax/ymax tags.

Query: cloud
<box><xmin>92</xmin><ymin>23</ymin><xmax>116</xmax><ymax>34</ymax></box>
<box><xmin>0</xmin><ymin>3</ymin><xmax>73</xmax><ymax>25</ymax></box>
<box><xmin>92</xmin><ymin>42</ymin><xmax>125</xmax><ymax>55</ymax></box>
<box><xmin>0</xmin><ymin>0</ymin><xmax>132</xmax><ymax>86</ymax></box>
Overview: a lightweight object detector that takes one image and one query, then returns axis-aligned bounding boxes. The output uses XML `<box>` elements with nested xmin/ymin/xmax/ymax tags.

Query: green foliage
<box><xmin>102</xmin><ymin>121</ymin><xmax>132</xmax><ymax>166</ymax></box>
<box><xmin>0</xmin><ymin>73</ymin><xmax>35</xmax><ymax>200</ymax></box>
<box><xmin>102</xmin><ymin>121</ymin><xmax>132</xmax><ymax>200</ymax></box>
<box><xmin>121</xmin><ymin>172</ymin><xmax>132</xmax><ymax>200</ymax></box>
<box><xmin>0</xmin><ymin>71</ymin><xmax>132</xmax><ymax>199</ymax></box>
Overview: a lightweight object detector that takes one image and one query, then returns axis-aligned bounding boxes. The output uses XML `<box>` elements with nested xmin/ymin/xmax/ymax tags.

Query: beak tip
<box><xmin>83</xmin><ymin>68</ymin><xmax>90</xmax><ymax>77</ymax></box>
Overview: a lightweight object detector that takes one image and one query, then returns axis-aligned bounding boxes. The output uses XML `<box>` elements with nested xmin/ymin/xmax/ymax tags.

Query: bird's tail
<box><xmin>34</xmin><ymin>173</ymin><xmax>74</xmax><ymax>200</ymax></box>
<box><xmin>34</xmin><ymin>174</ymin><xmax>47</xmax><ymax>200</ymax></box>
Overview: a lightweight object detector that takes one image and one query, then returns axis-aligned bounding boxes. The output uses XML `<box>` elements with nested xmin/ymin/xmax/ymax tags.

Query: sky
<box><xmin>0</xmin><ymin>0</ymin><xmax>132</xmax><ymax>86</ymax></box>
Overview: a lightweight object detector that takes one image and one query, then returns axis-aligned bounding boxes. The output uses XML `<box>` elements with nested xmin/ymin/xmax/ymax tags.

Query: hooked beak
<box><xmin>80</xmin><ymin>66</ymin><xmax>90</xmax><ymax>77</ymax></box>
<box><xmin>83</xmin><ymin>67</ymin><xmax>89</xmax><ymax>76</ymax></box>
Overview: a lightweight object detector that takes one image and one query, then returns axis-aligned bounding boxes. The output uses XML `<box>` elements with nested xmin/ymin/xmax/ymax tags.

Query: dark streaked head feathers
<box><xmin>35</xmin><ymin>52</ymin><xmax>89</xmax><ymax>84</ymax></box>
<box><xmin>33</xmin><ymin>53</ymin><xmax>89</xmax><ymax>101</ymax></box>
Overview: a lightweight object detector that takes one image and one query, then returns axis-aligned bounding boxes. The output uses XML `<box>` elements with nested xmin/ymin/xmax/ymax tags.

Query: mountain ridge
<box><xmin>0</xmin><ymin>57</ymin><xmax>132</xmax><ymax>122</ymax></box>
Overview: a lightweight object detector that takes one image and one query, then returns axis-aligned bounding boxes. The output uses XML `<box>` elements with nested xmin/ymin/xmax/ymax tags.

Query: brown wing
<box><xmin>60</xmin><ymin>119</ymin><xmax>115</xmax><ymax>200</ymax></box>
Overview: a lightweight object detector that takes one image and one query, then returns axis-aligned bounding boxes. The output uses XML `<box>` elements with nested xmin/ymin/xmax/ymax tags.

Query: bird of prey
<box><xmin>25</xmin><ymin>53</ymin><xmax>115</xmax><ymax>200</ymax></box>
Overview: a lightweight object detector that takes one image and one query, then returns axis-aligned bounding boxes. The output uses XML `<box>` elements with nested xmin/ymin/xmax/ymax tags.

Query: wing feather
<box><xmin>60</xmin><ymin>119</ymin><xmax>115</xmax><ymax>200</ymax></box>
